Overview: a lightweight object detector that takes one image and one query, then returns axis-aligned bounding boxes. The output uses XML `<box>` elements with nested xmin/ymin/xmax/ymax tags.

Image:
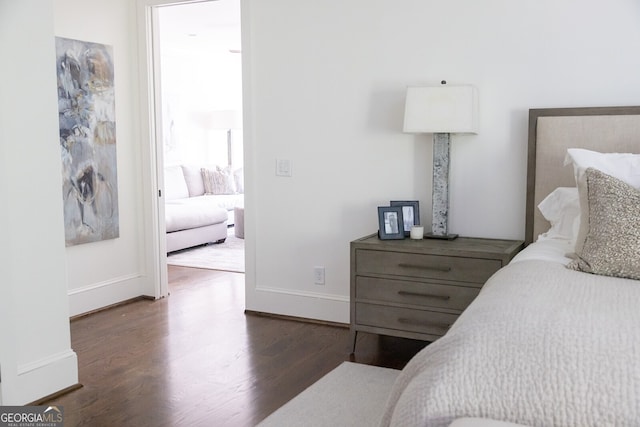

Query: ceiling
<box><xmin>157</xmin><ymin>0</ymin><xmax>241</xmax><ymax>53</ymax></box>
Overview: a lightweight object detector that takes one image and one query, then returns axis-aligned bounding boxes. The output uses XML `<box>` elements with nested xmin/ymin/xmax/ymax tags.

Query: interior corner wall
<box><xmin>0</xmin><ymin>0</ymin><xmax>78</xmax><ymax>405</ymax></box>
<box><xmin>54</xmin><ymin>0</ymin><xmax>154</xmax><ymax>315</ymax></box>
<box><xmin>243</xmin><ymin>0</ymin><xmax>640</xmax><ymax>323</ymax></box>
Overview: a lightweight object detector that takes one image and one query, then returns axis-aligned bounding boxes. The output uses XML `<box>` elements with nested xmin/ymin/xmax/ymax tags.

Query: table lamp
<box><xmin>210</xmin><ymin>110</ymin><xmax>242</xmax><ymax>166</ymax></box>
<box><xmin>403</xmin><ymin>81</ymin><xmax>478</xmax><ymax>239</ymax></box>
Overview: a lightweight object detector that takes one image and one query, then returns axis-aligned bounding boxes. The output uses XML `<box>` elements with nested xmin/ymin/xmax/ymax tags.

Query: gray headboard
<box><xmin>525</xmin><ymin>106</ymin><xmax>640</xmax><ymax>245</ymax></box>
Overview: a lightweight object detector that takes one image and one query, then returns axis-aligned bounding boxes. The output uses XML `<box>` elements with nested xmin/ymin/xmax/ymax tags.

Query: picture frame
<box><xmin>377</xmin><ymin>206</ymin><xmax>405</xmax><ymax>240</ymax></box>
<box><xmin>390</xmin><ymin>200</ymin><xmax>420</xmax><ymax>236</ymax></box>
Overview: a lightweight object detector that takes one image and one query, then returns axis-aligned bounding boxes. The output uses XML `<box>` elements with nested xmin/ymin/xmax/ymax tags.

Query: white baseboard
<box><xmin>249</xmin><ymin>286</ymin><xmax>349</xmax><ymax>324</ymax></box>
<box><xmin>3</xmin><ymin>349</ymin><xmax>78</xmax><ymax>405</ymax></box>
<box><xmin>68</xmin><ymin>273</ymin><xmax>149</xmax><ymax>317</ymax></box>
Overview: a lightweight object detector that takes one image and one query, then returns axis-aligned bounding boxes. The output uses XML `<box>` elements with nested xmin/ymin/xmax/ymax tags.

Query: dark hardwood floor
<box><xmin>43</xmin><ymin>266</ymin><xmax>428</xmax><ymax>426</ymax></box>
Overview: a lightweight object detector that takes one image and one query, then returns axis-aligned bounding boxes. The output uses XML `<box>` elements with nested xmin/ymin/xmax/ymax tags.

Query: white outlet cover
<box><xmin>314</xmin><ymin>266</ymin><xmax>325</xmax><ymax>284</ymax></box>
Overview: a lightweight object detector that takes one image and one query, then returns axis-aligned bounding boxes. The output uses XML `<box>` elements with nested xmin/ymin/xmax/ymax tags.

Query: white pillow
<box><xmin>234</xmin><ymin>167</ymin><xmax>244</xmax><ymax>194</ymax></box>
<box><xmin>537</xmin><ymin>187</ymin><xmax>580</xmax><ymax>243</ymax></box>
<box><xmin>164</xmin><ymin>165</ymin><xmax>189</xmax><ymax>200</ymax></box>
<box><xmin>181</xmin><ymin>165</ymin><xmax>206</xmax><ymax>196</ymax></box>
<box><xmin>564</xmin><ymin>148</ymin><xmax>640</xmax><ymax>188</ymax></box>
<box><xmin>564</xmin><ymin>148</ymin><xmax>640</xmax><ymax>253</ymax></box>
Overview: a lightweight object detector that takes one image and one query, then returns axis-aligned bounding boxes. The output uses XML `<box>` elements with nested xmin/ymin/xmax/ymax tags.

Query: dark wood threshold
<box><xmin>245</xmin><ymin>309</ymin><xmax>349</xmax><ymax>329</ymax></box>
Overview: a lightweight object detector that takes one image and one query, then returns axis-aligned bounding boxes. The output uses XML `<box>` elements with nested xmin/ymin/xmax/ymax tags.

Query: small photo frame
<box><xmin>390</xmin><ymin>201</ymin><xmax>420</xmax><ymax>236</ymax></box>
<box><xmin>377</xmin><ymin>206</ymin><xmax>405</xmax><ymax>240</ymax></box>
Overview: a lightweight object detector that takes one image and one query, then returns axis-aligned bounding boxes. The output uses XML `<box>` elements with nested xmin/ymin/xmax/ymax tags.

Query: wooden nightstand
<box><xmin>350</xmin><ymin>234</ymin><xmax>524</xmax><ymax>353</ymax></box>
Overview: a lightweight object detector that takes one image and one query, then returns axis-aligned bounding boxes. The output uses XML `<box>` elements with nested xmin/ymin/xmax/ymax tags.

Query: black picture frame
<box><xmin>390</xmin><ymin>200</ymin><xmax>420</xmax><ymax>236</ymax></box>
<box><xmin>377</xmin><ymin>206</ymin><xmax>405</xmax><ymax>240</ymax></box>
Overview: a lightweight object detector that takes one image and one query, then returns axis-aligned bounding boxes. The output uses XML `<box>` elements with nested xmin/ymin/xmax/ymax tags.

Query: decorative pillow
<box><xmin>537</xmin><ymin>187</ymin><xmax>580</xmax><ymax>242</ymax></box>
<box><xmin>564</xmin><ymin>149</ymin><xmax>640</xmax><ymax>254</ymax></box>
<box><xmin>181</xmin><ymin>165</ymin><xmax>206</xmax><ymax>196</ymax></box>
<box><xmin>201</xmin><ymin>166</ymin><xmax>237</xmax><ymax>195</ymax></box>
<box><xmin>234</xmin><ymin>168</ymin><xmax>244</xmax><ymax>194</ymax></box>
<box><xmin>567</xmin><ymin>168</ymin><xmax>640</xmax><ymax>280</ymax></box>
<box><xmin>164</xmin><ymin>165</ymin><xmax>189</xmax><ymax>200</ymax></box>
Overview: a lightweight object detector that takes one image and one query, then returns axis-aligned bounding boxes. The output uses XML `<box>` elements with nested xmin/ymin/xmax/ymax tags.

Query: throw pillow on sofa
<box><xmin>202</xmin><ymin>166</ymin><xmax>237</xmax><ymax>195</ymax></box>
<box><xmin>234</xmin><ymin>167</ymin><xmax>244</xmax><ymax>194</ymax></box>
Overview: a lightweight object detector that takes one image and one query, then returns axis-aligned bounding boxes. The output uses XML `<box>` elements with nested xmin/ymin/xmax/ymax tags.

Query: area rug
<box><xmin>257</xmin><ymin>362</ymin><xmax>400</xmax><ymax>427</ymax></box>
<box><xmin>166</xmin><ymin>228</ymin><xmax>244</xmax><ymax>273</ymax></box>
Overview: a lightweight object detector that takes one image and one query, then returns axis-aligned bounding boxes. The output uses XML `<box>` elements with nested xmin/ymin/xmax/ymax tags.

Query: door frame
<box><xmin>135</xmin><ymin>0</ymin><xmax>175</xmax><ymax>299</ymax></box>
<box><xmin>136</xmin><ymin>0</ymin><xmax>250</xmax><ymax>301</ymax></box>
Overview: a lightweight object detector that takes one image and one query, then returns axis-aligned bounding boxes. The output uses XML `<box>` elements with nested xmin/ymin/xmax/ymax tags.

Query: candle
<box><xmin>410</xmin><ymin>226</ymin><xmax>424</xmax><ymax>240</ymax></box>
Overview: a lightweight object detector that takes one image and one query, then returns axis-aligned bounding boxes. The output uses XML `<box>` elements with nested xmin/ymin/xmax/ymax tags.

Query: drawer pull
<box><xmin>397</xmin><ymin>290</ymin><xmax>450</xmax><ymax>301</ymax></box>
<box><xmin>397</xmin><ymin>263</ymin><xmax>451</xmax><ymax>273</ymax></box>
<box><xmin>398</xmin><ymin>317</ymin><xmax>451</xmax><ymax>330</ymax></box>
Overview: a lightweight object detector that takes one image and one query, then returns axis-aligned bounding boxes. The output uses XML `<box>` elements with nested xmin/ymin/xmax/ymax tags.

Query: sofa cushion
<box><xmin>181</xmin><ymin>165</ymin><xmax>207</xmax><ymax>197</ymax></box>
<box><xmin>165</xmin><ymin>201</ymin><xmax>228</xmax><ymax>232</ymax></box>
<box><xmin>188</xmin><ymin>194</ymin><xmax>244</xmax><ymax>211</ymax></box>
<box><xmin>181</xmin><ymin>164</ymin><xmax>244</xmax><ymax>197</ymax></box>
<box><xmin>164</xmin><ymin>165</ymin><xmax>189</xmax><ymax>200</ymax></box>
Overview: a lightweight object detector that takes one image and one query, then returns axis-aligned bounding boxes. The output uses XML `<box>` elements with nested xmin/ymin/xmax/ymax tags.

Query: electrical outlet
<box><xmin>314</xmin><ymin>266</ymin><xmax>325</xmax><ymax>285</ymax></box>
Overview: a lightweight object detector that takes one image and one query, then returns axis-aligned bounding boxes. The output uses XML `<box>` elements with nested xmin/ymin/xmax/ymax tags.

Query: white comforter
<box><xmin>379</xmin><ymin>260</ymin><xmax>640</xmax><ymax>427</ymax></box>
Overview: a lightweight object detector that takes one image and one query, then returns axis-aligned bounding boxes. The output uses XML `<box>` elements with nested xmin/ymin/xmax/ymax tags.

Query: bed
<box><xmin>379</xmin><ymin>106</ymin><xmax>640</xmax><ymax>427</ymax></box>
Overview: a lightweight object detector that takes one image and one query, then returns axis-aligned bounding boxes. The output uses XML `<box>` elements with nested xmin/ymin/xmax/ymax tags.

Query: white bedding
<box><xmin>379</xmin><ymin>257</ymin><xmax>640</xmax><ymax>427</ymax></box>
<box><xmin>509</xmin><ymin>238</ymin><xmax>574</xmax><ymax>265</ymax></box>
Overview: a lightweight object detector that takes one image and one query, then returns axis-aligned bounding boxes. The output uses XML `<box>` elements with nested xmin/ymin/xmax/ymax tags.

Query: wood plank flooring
<box><xmin>42</xmin><ymin>266</ymin><xmax>428</xmax><ymax>426</ymax></box>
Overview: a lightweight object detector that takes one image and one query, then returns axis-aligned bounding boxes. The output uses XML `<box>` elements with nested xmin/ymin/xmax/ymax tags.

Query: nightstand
<box><xmin>350</xmin><ymin>234</ymin><xmax>524</xmax><ymax>353</ymax></box>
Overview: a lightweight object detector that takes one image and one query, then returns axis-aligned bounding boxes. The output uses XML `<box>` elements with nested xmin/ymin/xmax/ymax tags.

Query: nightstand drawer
<box><xmin>356</xmin><ymin>303</ymin><xmax>458</xmax><ymax>337</ymax></box>
<box><xmin>356</xmin><ymin>276</ymin><xmax>480</xmax><ymax>311</ymax></box>
<box><xmin>356</xmin><ymin>249</ymin><xmax>501</xmax><ymax>284</ymax></box>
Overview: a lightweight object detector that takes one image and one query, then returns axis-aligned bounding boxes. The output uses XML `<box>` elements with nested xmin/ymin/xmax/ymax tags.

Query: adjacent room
<box><xmin>158</xmin><ymin>0</ymin><xmax>246</xmax><ymax>274</ymax></box>
<box><xmin>1</xmin><ymin>1</ymin><xmax>639</xmax><ymax>426</ymax></box>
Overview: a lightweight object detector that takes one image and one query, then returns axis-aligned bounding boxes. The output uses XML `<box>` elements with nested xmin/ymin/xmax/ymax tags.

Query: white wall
<box><xmin>0</xmin><ymin>0</ymin><xmax>77</xmax><ymax>405</ymax></box>
<box><xmin>243</xmin><ymin>0</ymin><xmax>640</xmax><ymax>323</ymax></box>
<box><xmin>55</xmin><ymin>0</ymin><xmax>158</xmax><ymax>315</ymax></box>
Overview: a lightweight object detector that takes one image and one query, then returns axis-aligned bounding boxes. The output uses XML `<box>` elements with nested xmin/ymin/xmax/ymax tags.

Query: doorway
<box><xmin>154</xmin><ymin>0</ymin><xmax>245</xmax><ymax>274</ymax></box>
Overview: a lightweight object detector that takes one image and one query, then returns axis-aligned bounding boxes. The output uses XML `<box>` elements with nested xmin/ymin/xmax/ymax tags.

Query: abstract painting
<box><xmin>55</xmin><ymin>37</ymin><xmax>119</xmax><ymax>246</ymax></box>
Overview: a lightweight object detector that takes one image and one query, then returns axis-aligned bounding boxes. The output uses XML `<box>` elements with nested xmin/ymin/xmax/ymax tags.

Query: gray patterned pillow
<box><xmin>567</xmin><ymin>167</ymin><xmax>640</xmax><ymax>280</ymax></box>
<box><xmin>201</xmin><ymin>166</ymin><xmax>237</xmax><ymax>195</ymax></box>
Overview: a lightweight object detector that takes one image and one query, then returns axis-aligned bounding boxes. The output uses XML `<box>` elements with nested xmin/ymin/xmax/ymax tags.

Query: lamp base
<box><xmin>424</xmin><ymin>232</ymin><xmax>458</xmax><ymax>240</ymax></box>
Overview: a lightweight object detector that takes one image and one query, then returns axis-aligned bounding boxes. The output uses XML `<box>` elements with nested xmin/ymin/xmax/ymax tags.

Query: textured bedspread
<box><xmin>379</xmin><ymin>260</ymin><xmax>640</xmax><ymax>427</ymax></box>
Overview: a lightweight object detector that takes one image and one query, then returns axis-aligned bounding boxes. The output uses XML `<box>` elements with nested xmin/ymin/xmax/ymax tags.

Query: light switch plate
<box><xmin>276</xmin><ymin>159</ymin><xmax>292</xmax><ymax>177</ymax></box>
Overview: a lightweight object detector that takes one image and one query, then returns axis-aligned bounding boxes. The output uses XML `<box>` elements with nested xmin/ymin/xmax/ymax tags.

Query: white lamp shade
<box><xmin>209</xmin><ymin>110</ymin><xmax>242</xmax><ymax>130</ymax></box>
<box><xmin>403</xmin><ymin>85</ymin><xmax>478</xmax><ymax>134</ymax></box>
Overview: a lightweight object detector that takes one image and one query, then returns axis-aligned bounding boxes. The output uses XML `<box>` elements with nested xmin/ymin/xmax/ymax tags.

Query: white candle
<box><xmin>410</xmin><ymin>226</ymin><xmax>424</xmax><ymax>240</ymax></box>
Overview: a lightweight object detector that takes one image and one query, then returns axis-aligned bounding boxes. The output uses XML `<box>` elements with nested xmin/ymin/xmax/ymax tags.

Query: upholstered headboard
<box><xmin>525</xmin><ymin>106</ymin><xmax>640</xmax><ymax>245</ymax></box>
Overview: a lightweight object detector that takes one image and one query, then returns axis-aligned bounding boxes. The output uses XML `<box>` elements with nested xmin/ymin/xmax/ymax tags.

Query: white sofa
<box><xmin>164</xmin><ymin>165</ymin><xmax>244</xmax><ymax>252</ymax></box>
